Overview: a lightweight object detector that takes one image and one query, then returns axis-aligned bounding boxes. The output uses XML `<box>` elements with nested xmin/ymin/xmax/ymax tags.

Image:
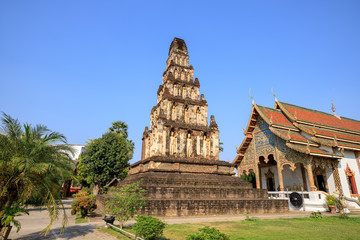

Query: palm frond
<box><xmin>1</xmin><ymin>112</ymin><xmax>22</xmax><ymax>139</ymax></box>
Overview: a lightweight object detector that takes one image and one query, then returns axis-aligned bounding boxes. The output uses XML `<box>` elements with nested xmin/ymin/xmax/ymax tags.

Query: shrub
<box><xmin>310</xmin><ymin>211</ymin><xmax>322</xmax><ymax>219</ymax></box>
<box><xmin>339</xmin><ymin>213</ymin><xmax>349</xmax><ymax>219</ymax></box>
<box><xmin>186</xmin><ymin>226</ymin><xmax>230</xmax><ymax>240</ymax></box>
<box><xmin>244</xmin><ymin>213</ymin><xmax>258</xmax><ymax>221</ymax></box>
<box><xmin>71</xmin><ymin>196</ymin><xmax>96</xmax><ymax>218</ymax></box>
<box><xmin>326</xmin><ymin>195</ymin><xmax>337</xmax><ymax>206</ymax></box>
<box><xmin>73</xmin><ymin>188</ymin><xmax>94</xmax><ymax>199</ymax></box>
<box><xmin>133</xmin><ymin>215</ymin><xmax>167</xmax><ymax>240</ymax></box>
<box><xmin>73</xmin><ymin>191</ymin><xmax>88</xmax><ymax>199</ymax></box>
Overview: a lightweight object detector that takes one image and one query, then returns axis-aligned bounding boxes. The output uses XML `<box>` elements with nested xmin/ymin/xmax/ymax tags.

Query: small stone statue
<box><xmin>293</xmin><ymin>183</ymin><xmax>298</xmax><ymax>191</ymax></box>
<box><xmin>203</xmin><ymin>135</ymin><xmax>207</xmax><ymax>157</ymax></box>
<box><xmin>170</xmin><ymin>132</ymin><xmax>177</xmax><ymax>155</ymax></box>
<box><xmin>186</xmin><ymin>134</ymin><xmax>192</xmax><ymax>157</ymax></box>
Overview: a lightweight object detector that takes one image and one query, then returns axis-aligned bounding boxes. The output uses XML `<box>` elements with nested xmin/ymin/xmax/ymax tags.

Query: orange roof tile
<box><xmin>257</xmin><ymin>105</ymin><xmax>296</xmax><ymax>129</ymax></box>
<box><xmin>280</xmin><ymin>102</ymin><xmax>360</xmax><ymax>133</ymax></box>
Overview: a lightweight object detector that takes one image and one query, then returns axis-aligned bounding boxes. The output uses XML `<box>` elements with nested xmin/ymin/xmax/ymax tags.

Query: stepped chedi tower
<box><xmin>131</xmin><ymin>37</ymin><xmax>224</xmax><ymax>174</ymax></box>
<box><xmin>104</xmin><ymin>38</ymin><xmax>288</xmax><ymax>216</ymax></box>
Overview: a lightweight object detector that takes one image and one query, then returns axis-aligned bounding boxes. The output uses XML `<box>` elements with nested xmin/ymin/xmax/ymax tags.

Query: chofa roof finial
<box><xmin>332</xmin><ymin>100</ymin><xmax>341</xmax><ymax>120</ymax></box>
<box><xmin>249</xmin><ymin>88</ymin><xmax>255</xmax><ymax>105</ymax></box>
<box><xmin>271</xmin><ymin>88</ymin><xmax>278</xmax><ymax>102</ymax></box>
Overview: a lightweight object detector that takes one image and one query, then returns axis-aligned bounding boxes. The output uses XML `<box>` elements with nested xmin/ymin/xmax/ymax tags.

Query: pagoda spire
<box><xmin>141</xmin><ymin>38</ymin><xmax>220</xmax><ymax>161</ymax></box>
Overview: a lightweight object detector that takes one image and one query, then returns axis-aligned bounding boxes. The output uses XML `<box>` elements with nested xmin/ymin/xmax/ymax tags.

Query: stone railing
<box><xmin>268</xmin><ymin>191</ymin><xmax>326</xmax><ymax>202</ymax></box>
<box><xmin>268</xmin><ymin>191</ymin><xmax>328</xmax><ymax>212</ymax></box>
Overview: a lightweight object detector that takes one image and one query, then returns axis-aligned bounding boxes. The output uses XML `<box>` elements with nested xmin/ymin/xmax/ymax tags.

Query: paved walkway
<box><xmin>8</xmin><ymin>198</ymin><xmax>117</xmax><ymax>240</ymax></box>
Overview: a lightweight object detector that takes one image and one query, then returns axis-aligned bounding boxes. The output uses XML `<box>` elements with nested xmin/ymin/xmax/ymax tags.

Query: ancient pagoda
<box><xmin>100</xmin><ymin>38</ymin><xmax>288</xmax><ymax>217</ymax></box>
<box><xmin>130</xmin><ymin>37</ymin><xmax>225</xmax><ymax>175</ymax></box>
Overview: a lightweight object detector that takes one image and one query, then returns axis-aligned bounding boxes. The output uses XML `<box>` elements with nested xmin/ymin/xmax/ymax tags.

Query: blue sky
<box><xmin>1</xmin><ymin>1</ymin><xmax>359</xmax><ymax>164</ymax></box>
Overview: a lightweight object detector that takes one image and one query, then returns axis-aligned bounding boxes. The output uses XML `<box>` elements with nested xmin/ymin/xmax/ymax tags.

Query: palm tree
<box><xmin>0</xmin><ymin>113</ymin><xmax>75</xmax><ymax>235</ymax></box>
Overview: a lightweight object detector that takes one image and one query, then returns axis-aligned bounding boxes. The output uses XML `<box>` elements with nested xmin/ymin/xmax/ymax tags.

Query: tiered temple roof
<box><xmin>234</xmin><ymin>98</ymin><xmax>360</xmax><ymax>164</ymax></box>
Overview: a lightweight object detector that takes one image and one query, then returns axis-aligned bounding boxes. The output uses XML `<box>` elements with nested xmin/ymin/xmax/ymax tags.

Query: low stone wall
<box><xmin>96</xmin><ymin>172</ymin><xmax>289</xmax><ymax>217</ymax></box>
<box><xmin>141</xmin><ymin>199</ymin><xmax>288</xmax><ymax>217</ymax></box>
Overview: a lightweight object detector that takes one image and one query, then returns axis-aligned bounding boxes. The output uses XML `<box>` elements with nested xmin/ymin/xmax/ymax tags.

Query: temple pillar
<box><xmin>300</xmin><ymin>164</ymin><xmax>308</xmax><ymax>191</ymax></box>
<box><xmin>332</xmin><ymin>161</ymin><xmax>343</xmax><ymax>193</ymax></box>
<box><xmin>259</xmin><ymin>165</ymin><xmax>262</xmax><ymax>189</ymax></box>
<box><xmin>255</xmin><ymin>162</ymin><xmax>261</xmax><ymax>189</ymax></box>
<box><xmin>277</xmin><ymin>163</ymin><xmax>284</xmax><ymax>191</ymax></box>
<box><xmin>306</xmin><ymin>157</ymin><xmax>316</xmax><ymax>191</ymax></box>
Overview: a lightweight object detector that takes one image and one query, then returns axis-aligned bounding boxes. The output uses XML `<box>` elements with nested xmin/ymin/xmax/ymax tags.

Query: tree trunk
<box><xmin>62</xmin><ymin>180</ymin><xmax>72</xmax><ymax>198</ymax></box>
<box><xmin>92</xmin><ymin>184</ymin><xmax>100</xmax><ymax>196</ymax></box>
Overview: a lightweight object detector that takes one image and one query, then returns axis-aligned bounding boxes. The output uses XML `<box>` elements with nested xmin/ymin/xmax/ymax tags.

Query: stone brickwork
<box><xmin>97</xmin><ymin>38</ymin><xmax>289</xmax><ymax>217</ymax></box>
<box><xmin>97</xmin><ymin>172</ymin><xmax>288</xmax><ymax>217</ymax></box>
<box><xmin>141</xmin><ymin>38</ymin><xmax>219</xmax><ymax>162</ymax></box>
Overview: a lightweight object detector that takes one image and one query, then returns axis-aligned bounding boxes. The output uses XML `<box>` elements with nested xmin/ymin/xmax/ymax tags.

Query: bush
<box><xmin>71</xmin><ymin>196</ymin><xmax>96</xmax><ymax>218</ymax></box>
<box><xmin>73</xmin><ymin>188</ymin><xmax>94</xmax><ymax>199</ymax></box>
<box><xmin>186</xmin><ymin>226</ymin><xmax>230</xmax><ymax>240</ymax></box>
<box><xmin>133</xmin><ymin>215</ymin><xmax>167</xmax><ymax>240</ymax></box>
<box><xmin>339</xmin><ymin>213</ymin><xmax>349</xmax><ymax>219</ymax></box>
<box><xmin>310</xmin><ymin>211</ymin><xmax>322</xmax><ymax>219</ymax></box>
<box><xmin>326</xmin><ymin>195</ymin><xmax>337</xmax><ymax>206</ymax></box>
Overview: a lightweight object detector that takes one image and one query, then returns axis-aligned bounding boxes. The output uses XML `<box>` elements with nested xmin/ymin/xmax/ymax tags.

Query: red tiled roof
<box><xmin>280</xmin><ymin>102</ymin><xmax>360</xmax><ymax>133</ymax></box>
<box><xmin>262</xmin><ymin>109</ymin><xmax>294</xmax><ymax>128</ymax></box>
<box><xmin>338</xmin><ymin>142</ymin><xmax>360</xmax><ymax>150</ymax></box>
<box><xmin>286</xmin><ymin>142</ymin><xmax>338</xmax><ymax>157</ymax></box>
<box><xmin>314</xmin><ymin>128</ymin><xmax>360</xmax><ymax>143</ymax></box>
<box><xmin>257</xmin><ymin>105</ymin><xmax>296</xmax><ymax>129</ymax></box>
<box><xmin>275</xmin><ymin>129</ymin><xmax>307</xmax><ymax>142</ymax></box>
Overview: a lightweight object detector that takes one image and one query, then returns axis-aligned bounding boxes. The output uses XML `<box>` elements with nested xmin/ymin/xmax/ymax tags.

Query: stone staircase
<box><xmin>101</xmin><ymin>171</ymin><xmax>289</xmax><ymax>217</ymax></box>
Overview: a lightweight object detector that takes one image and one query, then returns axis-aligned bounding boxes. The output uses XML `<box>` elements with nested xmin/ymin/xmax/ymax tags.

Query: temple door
<box><xmin>313</xmin><ymin>167</ymin><xmax>327</xmax><ymax>192</ymax></box>
<box><xmin>265</xmin><ymin>169</ymin><xmax>275</xmax><ymax>191</ymax></box>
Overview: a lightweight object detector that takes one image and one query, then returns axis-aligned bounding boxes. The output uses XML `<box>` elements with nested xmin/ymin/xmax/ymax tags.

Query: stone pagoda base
<box><xmin>129</xmin><ymin>156</ymin><xmax>236</xmax><ymax>176</ymax></box>
<box><xmin>97</xmin><ymin>158</ymin><xmax>289</xmax><ymax>217</ymax></box>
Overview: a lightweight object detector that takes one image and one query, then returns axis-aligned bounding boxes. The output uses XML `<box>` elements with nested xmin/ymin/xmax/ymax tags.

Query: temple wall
<box><xmin>238</xmin><ymin>138</ymin><xmax>255</xmax><ymax>174</ymax></box>
<box><xmin>282</xmin><ymin>165</ymin><xmax>303</xmax><ymax>190</ymax></box>
<box><xmin>338</xmin><ymin>150</ymin><xmax>360</xmax><ymax>197</ymax></box>
<box><xmin>326</xmin><ymin>167</ymin><xmax>336</xmax><ymax>194</ymax></box>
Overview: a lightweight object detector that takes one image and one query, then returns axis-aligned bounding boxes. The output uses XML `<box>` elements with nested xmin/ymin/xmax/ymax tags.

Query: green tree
<box><xmin>105</xmin><ymin>181</ymin><xmax>146</xmax><ymax>228</ymax></box>
<box><xmin>0</xmin><ymin>113</ymin><xmax>75</xmax><ymax>235</ymax></box>
<box><xmin>77</xmin><ymin>121</ymin><xmax>134</xmax><ymax>189</ymax></box>
<box><xmin>75</xmin><ymin>154</ymin><xmax>91</xmax><ymax>187</ymax></box>
<box><xmin>240</xmin><ymin>170</ymin><xmax>256</xmax><ymax>189</ymax></box>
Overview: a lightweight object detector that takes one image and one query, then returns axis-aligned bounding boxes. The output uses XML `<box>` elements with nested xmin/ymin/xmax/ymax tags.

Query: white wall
<box><xmin>326</xmin><ymin>166</ymin><xmax>336</xmax><ymax>194</ymax></box>
<box><xmin>338</xmin><ymin>150</ymin><xmax>360</xmax><ymax>198</ymax></box>
<box><xmin>282</xmin><ymin>164</ymin><xmax>304</xmax><ymax>190</ymax></box>
<box><xmin>67</xmin><ymin>144</ymin><xmax>86</xmax><ymax>161</ymax></box>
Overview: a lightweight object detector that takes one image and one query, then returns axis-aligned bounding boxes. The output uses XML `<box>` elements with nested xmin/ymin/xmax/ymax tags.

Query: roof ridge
<box><xmin>279</xmin><ymin>101</ymin><xmax>360</xmax><ymax>123</ymax></box>
<box><xmin>256</xmin><ymin>104</ymin><xmax>282</xmax><ymax>112</ymax></box>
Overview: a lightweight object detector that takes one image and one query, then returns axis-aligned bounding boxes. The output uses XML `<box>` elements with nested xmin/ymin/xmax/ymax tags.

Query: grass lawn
<box><xmin>101</xmin><ymin>216</ymin><xmax>360</xmax><ymax>240</ymax></box>
<box><xmin>101</xmin><ymin>226</ymin><xmax>134</xmax><ymax>240</ymax></box>
<box><xmin>75</xmin><ymin>214</ymin><xmax>88</xmax><ymax>224</ymax></box>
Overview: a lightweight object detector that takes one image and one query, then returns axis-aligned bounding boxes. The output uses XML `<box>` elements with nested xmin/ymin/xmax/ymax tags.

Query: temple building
<box><xmin>233</xmin><ymin>95</ymin><xmax>360</xmax><ymax>211</ymax></box>
<box><xmin>96</xmin><ymin>38</ymin><xmax>289</xmax><ymax>216</ymax></box>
